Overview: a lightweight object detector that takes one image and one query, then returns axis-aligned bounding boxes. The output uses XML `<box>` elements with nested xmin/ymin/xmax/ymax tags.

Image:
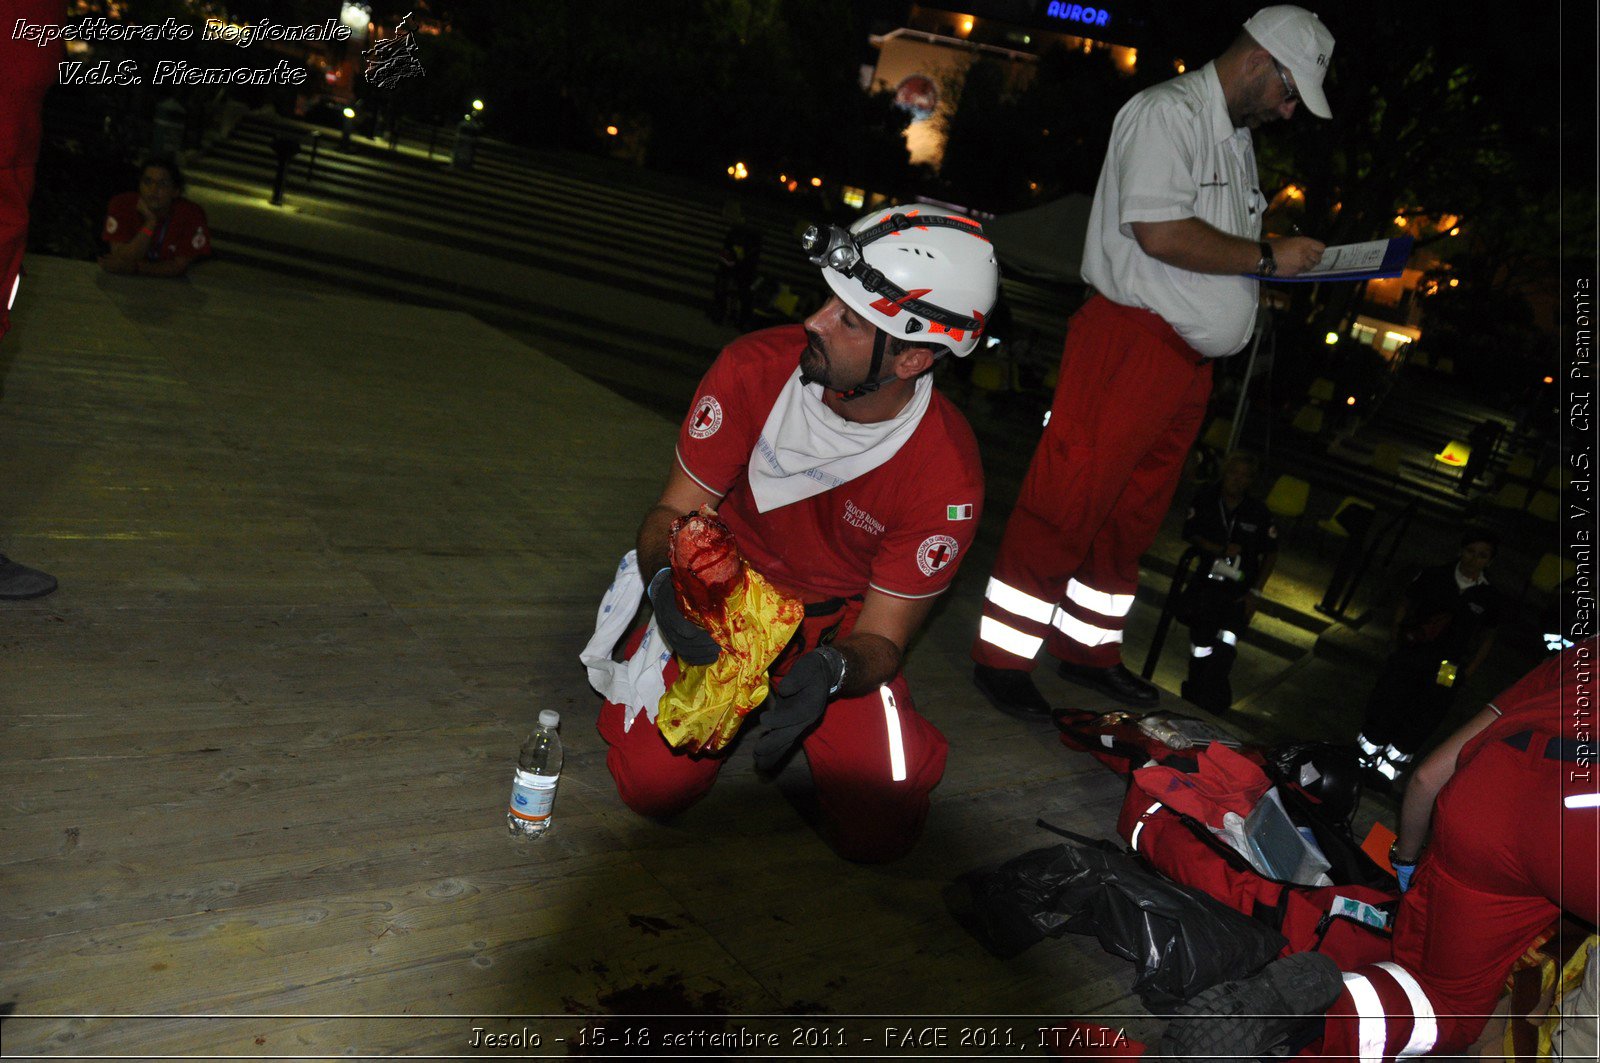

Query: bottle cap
<box><xmin>538</xmin><ymin>709</ymin><xmax>561</xmax><ymax>728</ymax></box>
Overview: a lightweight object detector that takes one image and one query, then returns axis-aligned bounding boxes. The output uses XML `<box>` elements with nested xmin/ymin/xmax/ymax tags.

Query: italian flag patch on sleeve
<box><xmin>947</xmin><ymin>504</ymin><xmax>973</xmax><ymax>520</ymax></box>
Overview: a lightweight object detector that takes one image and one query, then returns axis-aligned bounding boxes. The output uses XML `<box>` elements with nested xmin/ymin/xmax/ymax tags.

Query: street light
<box><xmin>472</xmin><ymin>99</ymin><xmax>485</xmax><ymax>112</ymax></box>
<box><xmin>339</xmin><ymin>3</ymin><xmax>371</xmax><ymax>38</ymax></box>
<box><xmin>341</xmin><ymin>106</ymin><xmax>355</xmax><ymax>150</ymax></box>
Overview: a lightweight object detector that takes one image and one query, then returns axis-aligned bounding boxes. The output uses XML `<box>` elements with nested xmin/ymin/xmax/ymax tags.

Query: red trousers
<box><xmin>1317</xmin><ymin>733</ymin><xmax>1598</xmax><ymax>1059</ymax></box>
<box><xmin>1</xmin><ymin>1</ymin><xmax>62</xmax><ymax>344</ymax></box>
<box><xmin>974</xmin><ymin>296</ymin><xmax>1212</xmax><ymax>671</ymax></box>
<box><xmin>597</xmin><ymin>621</ymin><xmax>949</xmax><ymax>863</ymax></box>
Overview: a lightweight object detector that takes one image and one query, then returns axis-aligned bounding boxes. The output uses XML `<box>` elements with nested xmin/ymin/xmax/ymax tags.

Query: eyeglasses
<box><xmin>1272</xmin><ymin>59</ymin><xmax>1299</xmax><ymax>103</ymax></box>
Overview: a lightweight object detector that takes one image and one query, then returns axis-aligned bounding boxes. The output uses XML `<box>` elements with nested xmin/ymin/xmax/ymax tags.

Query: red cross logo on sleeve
<box><xmin>688</xmin><ymin>395</ymin><xmax>723</xmax><ymax>439</ymax></box>
<box><xmin>916</xmin><ymin>533</ymin><xmax>959</xmax><ymax>576</ymax></box>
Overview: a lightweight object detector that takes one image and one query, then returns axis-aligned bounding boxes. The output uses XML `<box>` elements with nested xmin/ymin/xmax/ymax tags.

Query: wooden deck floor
<box><xmin>2</xmin><ymin>259</ymin><xmax>1165</xmax><ymax>1058</ymax></box>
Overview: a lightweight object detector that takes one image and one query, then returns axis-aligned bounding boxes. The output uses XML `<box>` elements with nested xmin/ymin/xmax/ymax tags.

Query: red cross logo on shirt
<box><xmin>916</xmin><ymin>533</ymin><xmax>959</xmax><ymax>576</ymax></box>
<box><xmin>688</xmin><ymin>395</ymin><xmax>723</xmax><ymax>439</ymax></box>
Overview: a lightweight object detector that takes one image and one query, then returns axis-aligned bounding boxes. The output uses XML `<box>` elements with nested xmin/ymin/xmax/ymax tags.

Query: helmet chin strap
<box><xmin>829</xmin><ymin>329</ymin><xmax>891</xmax><ymax>402</ymax></box>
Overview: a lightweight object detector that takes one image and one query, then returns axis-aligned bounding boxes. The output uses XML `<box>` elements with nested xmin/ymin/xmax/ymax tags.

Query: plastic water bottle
<box><xmin>507</xmin><ymin>710</ymin><xmax>562</xmax><ymax>839</ymax></box>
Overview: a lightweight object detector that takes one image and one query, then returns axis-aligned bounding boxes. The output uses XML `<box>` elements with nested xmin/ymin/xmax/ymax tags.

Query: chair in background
<box><xmin>1369</xmin><ymin>442</ymin><xmax>1403</xmax><ymax>480</ymax></box>
<box><xmin>1291</xmin><ymin>405</ymin><xmax>1324</xmax><ymax>435</ymax></box>
<box><xmin>1528</xmin><ymin>491</ymin><xmax>1559</xmax><ymax>523</ymax></box>
<box><xmin>1434</xmin><ymin>439</ymin><xmax>1471</xmax><ymax>468</ymax></box>
<box><xmin>1504</xmin><ymin>453</ymin><xmax>1536</xmax><ymax>481</ymax></box>
<box><xmin>1201</xmin><ymin>417</ymin><xmax>1234</xmax><ymax>453</ymax></box>
<box><xmin>969</xmin><ymin>359</ymin><xmax>1009</xmax><ymax>391</ymax></box>
<box><xmin>1265</xmin><ymin>474</ymin><xmax>1311</xmax><ymax>541</ymax></box>
<box><xmin>1524</xmin><ymin>552</ymin><xmax>1577</xmax><ymax>600</ymax></box>
<box><xmin>1490</xmin><ymin>482</ymin><xmax>1530</xmax><ymax>512</ymax></box>
<box><xmin>1316</xmin><ymin>496</ymin><xmax>1377</xmax><ymax>542</ymax></box>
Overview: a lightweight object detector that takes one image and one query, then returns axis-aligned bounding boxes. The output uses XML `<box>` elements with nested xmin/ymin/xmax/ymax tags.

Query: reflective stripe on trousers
<box><xmin>880</xmin><ymin>685</ymin><xmax>907</xmax><ymax>783</ymax></box>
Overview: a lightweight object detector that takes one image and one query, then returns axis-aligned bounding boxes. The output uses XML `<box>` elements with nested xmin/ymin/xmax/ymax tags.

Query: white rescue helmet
<box><xmin>802</xmin><ymin>205</ymin><xmax>998</xmax><ymax>359</ymax></box>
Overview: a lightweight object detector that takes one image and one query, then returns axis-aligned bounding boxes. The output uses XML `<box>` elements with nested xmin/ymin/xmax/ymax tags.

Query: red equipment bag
<box><xmin>1115</xmin><ymin>742</ymin><xmax>1397</xmax><ymax>970</ymax></box>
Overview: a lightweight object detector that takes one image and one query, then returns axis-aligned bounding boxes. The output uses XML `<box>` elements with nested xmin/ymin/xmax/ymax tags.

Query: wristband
<box><xmin>1388</xmin><ymin>841</ymin><xmax>1417</xmax><ymax>867</ymax></box>
<box><xmin>814</xmin><ymin>645</ymin><xmax>847</xmax><ymax>695</ymax></box>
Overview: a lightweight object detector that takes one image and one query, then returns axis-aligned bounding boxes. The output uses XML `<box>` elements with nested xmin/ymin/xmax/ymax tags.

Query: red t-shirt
<box><xmin>102</xmin><ymin>193</ymin><xmax>212</xmax><ymax>261</ymax></box>
<box><xmin>1465</xmin><ymin>639</ymin><xmax>1595</xmax><ymax>760</ymax></box>
<box><xmin>675</xmin><ymin>325</ymin><xmax>984</xmax><ymax>603</ymax></box>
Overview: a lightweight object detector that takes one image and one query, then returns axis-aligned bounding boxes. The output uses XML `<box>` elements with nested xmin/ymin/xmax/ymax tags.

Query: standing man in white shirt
<box><xmin>973</xmin><ymin>6</ymin><xmax>1334</xmax><ymax>714</ymax></box>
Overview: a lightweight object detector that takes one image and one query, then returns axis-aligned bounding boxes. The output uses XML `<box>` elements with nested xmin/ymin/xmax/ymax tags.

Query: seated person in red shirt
<box><xmin>98</xmin><ymin>157</ymin><xmax>211</xmax><ymax>278</ymax></box>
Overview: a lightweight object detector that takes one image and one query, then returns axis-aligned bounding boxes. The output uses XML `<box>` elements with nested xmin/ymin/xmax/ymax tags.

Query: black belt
<box><xmin>1503</xmin><ymin>730</ymin><xmax>1588</xmax><ymax>762</ymax></box>
<box><xmin>804</xmin><ymin>593</ymin><xmax>863</xmax><ymax>618</ymax></box>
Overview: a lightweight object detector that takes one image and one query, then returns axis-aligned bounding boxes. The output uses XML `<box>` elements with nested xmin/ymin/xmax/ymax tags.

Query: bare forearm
<box><xmin>636</xmin><ymin>504</ymin><xmax>680</xmax><ymax>578</ymax></box>
<box><xmin>1131</xmin><ymin>219</ymin><xmax>1325</xmax><ymax>276</ymax></box>
<box><xmin>1394</xmin><ymin>768</ymin><xmax>1442</xmax><ymax>864</ymax></box>
<box><xmin>830</xmin><ymin>631</ymin><xmax>902</xmax><ymax>696</ymax></box>
<box><xmin>1133</xmin><ymin>218</ymin><xmax>1261</xmax><ymax>274</ymax></box>
<box><xmin>1393</xmin><ymin>705</ymin><xmax>1498</xmax><ymax>861</ymax></box>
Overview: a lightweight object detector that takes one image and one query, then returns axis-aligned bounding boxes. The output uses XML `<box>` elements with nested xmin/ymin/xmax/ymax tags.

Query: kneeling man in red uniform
<box><xmin>593</xmin><ymin>206</ymin><xmax>997</xmax><ymax>862</ymax></box>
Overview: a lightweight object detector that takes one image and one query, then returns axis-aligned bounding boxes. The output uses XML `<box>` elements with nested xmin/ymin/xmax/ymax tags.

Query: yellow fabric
<box><xmin>1527</xmin><ymin>934</ymin><xmax>1598</xmax><ymax>1060</ymax></box>
<box><xmin>1500</xmin><ymin>933</ymin><xmax>1598</xmax><ymax>1060</ymax></box>
<box><xmin>656</xmin><ymin>567</ymin><xmax>804</xmax><ymax>754</ymax></box>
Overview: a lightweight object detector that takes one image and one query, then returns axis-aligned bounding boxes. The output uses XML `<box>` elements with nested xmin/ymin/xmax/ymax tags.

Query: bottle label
<box><xmin>509</xmin><ymin>769</ymin><xmax>559</xmax><ymax>823</ymax></box>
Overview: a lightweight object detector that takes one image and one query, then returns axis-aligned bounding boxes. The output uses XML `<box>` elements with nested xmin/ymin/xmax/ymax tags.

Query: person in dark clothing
<box><xmin>1177</xmin><ymin>451</ymin><xmax>1277</xmax><ymax>712</ymax></box>
<box><xmin>1357</xmin><ymin>528</ymin><xmax>1502</xmax><ymax>783</ymax></box>
<box><xmin>1457</xmin><ymin>418</ymin><xmax>1504</xmax><ymax>494</ymax></box>
<box><xmin>711</xmin><ymin>205</ymin><xmax>763</xmax><ymax>329</ymax></box>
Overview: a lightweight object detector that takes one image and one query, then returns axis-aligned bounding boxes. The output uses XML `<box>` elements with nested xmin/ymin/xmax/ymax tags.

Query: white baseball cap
<box><xmin>1243</xmin><ymin>6</ymin><xmax>1335</xmax><ymax>119</ymax></box>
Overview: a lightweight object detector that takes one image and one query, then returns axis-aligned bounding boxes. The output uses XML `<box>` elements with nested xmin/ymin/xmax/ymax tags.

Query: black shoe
<box><xmin>1058</xmin><ymin>662</ymin><xmax>1159</xmax><ymax>707</ymax></box>
<box><xmin>973</xmin><ymin>664</ymin><xmax>1053</xmax><ymax>718</ymax></box>
<box><xmin>1157</xmin><ymin>952</ymin><xmax>1343</xmax><ymax>1062</ymax></box>
<box><xmin>0</xmin><ymin>555</ymin><xmax>58</xmax><ymax>600</ymax></box>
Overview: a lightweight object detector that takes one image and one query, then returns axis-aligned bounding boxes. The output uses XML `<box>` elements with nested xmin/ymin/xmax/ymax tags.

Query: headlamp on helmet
<box><xmin>800</xmin><ymin>206</ymin><xmax>998</xmax><ymax>360</ymax></box>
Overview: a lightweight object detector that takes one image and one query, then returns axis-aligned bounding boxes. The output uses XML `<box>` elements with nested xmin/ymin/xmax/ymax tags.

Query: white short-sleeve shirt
<box><xmin>1080</xmin><ymin>62</ymin><xmax>1266</xmax><ymax>358</ymax></box>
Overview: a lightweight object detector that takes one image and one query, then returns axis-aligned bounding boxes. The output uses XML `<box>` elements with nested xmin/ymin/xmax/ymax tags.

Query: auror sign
<box><xmin>1044</xmin><ymin>2</ymin><xmax>1112</xmax><ymax>29</ymax></box>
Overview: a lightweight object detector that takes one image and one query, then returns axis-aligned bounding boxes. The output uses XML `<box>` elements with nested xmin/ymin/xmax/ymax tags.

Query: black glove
<box><xmin>647</xmin><ymin>567</ymin><xmax>722</xmax><ymax>666</ymax></box>
<box><xmin>751</xmin><ymin>646</ymin><xmax>847</xmax><ymax>772</ymax></box>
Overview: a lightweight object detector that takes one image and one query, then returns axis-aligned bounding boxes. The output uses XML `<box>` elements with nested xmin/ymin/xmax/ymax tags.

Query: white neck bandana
<box><xmin>747</xmin><ymin>368</ymin><xmax>932</xmax><ymax>513</ymax></box>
